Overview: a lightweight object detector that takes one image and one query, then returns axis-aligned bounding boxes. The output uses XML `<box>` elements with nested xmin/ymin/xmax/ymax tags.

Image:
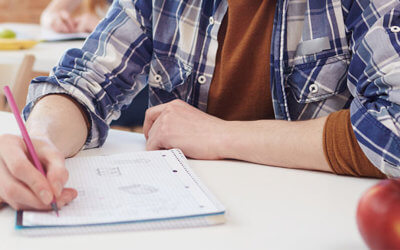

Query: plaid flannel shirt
<box><xmin>24</xmin><ymin>0</ymin><xmax>400</xmax><ymax>177</ymax></box>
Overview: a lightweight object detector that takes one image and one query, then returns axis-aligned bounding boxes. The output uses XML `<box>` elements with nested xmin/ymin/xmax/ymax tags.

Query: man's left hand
<box><xmin>143</xmin><ymin>100</ymin><xmax>227</xmax><ymax>160</ymax></box>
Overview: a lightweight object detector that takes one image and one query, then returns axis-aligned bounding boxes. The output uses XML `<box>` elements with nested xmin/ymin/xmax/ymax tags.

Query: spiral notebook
<box><xmin>16</xmin><ymin>149</ymin><xmax>225</xmax><ymax>236</ymax></box>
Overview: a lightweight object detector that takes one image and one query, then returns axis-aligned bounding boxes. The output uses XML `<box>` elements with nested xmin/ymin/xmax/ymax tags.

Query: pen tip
<box><xmin>51</xmin><ymin>203</ymin><xmax>59</xmax><ymax>217</ymax></box>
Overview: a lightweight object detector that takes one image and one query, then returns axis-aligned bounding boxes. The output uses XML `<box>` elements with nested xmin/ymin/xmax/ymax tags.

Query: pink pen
<box><xmin>3</xmin><ymin>86</ymin><xmax>59</xmax><ymax>216</ymax></box>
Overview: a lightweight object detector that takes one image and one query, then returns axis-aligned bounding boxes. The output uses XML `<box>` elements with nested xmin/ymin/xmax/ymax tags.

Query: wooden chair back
<box><xmin>0</xmin><ymin>54</ymin><xmax>35</xmax><ymax>112</ymax></box>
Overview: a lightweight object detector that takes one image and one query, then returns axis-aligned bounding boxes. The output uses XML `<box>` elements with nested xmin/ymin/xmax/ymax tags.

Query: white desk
<box><xmin>0</xmin><ymin>23</ymin><xmax>83</xmax><ymax>72</ymax></box>
<box><xmin>0</xmin><ymin>111</ymin><xmax>377</xmax><ymax>250</ymax></box>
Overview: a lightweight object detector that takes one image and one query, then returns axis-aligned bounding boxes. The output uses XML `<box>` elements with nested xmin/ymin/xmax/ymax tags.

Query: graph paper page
<box><xmin>22</xmin><ymin>149</ymin><xmax>223</xmax><ymax>226</ymax></box>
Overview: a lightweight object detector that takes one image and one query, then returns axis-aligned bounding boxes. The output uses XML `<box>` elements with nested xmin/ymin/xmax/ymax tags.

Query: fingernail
<box><xmin>54</xmin><ymin>181</ymin><xmax>63</xmax><ymax>197</ymax></box>
<box><xmin>40</xmin><ymin>190</ymin><xmax>53</xmax><ymax>204</ymax></box>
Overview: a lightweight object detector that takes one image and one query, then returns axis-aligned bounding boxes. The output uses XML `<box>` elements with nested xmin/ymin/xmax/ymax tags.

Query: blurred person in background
<box><xmin>40</xmin><ymin>0</ymin><xmax>147</xmax><ymax>128</ymax></box>
<box><xmin>41</xmin><ymin>0</ymin><xmax>111</xmax><ymax>33</ymax></box>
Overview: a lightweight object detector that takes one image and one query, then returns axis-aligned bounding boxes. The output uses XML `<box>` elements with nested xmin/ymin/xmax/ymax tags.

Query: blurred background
<box><xmin>0</xmin><ymin>0</ymin><xmax>51</xmax><ymax>23</ymax></box>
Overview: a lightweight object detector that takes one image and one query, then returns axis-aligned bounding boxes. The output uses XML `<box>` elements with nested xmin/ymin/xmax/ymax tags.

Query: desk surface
<box><xmin>0</xmin><ymin>23</ymin><xmax>83</xmax><ymax>72</ymax></box>
<box><xmin>0</xmin><ymin>111</ymin><xmax>377</xmax><ymax>250</ymax></box>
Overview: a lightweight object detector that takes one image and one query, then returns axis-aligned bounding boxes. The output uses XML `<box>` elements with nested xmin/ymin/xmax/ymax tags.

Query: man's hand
<box><xmin>143</xmin><ymin>99</ymin><xmax>331</xmax><ymax>172</ymax></box>
<box><xmin>0</xmin><ymin>134</ymin><xmax>77</xmax><ymax>210</ymax></box>
<box><xmin>143</xmin><ymin>99</ymin><xmax>227</xmax><ymax>159</ymax></box>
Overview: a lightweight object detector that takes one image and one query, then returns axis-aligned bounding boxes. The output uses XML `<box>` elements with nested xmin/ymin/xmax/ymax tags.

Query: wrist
<box><xmin>217</xmin><ymin>120</ymin><xmax>272</xmax><ymax>163</ymax></box>
<box><xmin>215</xmin><ymin>120</ymin><xmax>243</xmax><ymax>160</ymax></box>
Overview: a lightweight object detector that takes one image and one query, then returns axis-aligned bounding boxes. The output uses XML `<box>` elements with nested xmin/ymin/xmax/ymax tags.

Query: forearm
<box><xmin>221</xmin><ymin>117</ymin><xmax>332</xmax><ymax>172</ymax></box>
<box><xmin>26</xmin><ymin>94</ymin><xmax>88</xmax><ymax>158</ymax></box>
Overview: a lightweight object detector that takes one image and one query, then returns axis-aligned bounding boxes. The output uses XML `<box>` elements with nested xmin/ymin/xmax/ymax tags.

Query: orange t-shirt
<box><xmin>206</xmin><ymin>0</ymin><xmax>385</xmax><ymax>178</ymax></box>
<box><xmin>207</xmin><ymin>0</ymin><xmax>275</xmax><ymax>120</ymax></box>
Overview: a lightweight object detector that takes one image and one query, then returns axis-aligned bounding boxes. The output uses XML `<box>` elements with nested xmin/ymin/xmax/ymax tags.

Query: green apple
<box><xmin>0</xmin><ymin>29</ymin><xmax>16</xmax><ymax>39</ymax></box>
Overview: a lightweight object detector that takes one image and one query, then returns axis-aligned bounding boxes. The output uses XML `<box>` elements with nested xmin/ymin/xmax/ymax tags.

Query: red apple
<box><xmin>357</xmin><ymin>178</ymin><xmax>400</xmax><ymax>250</ymax></box>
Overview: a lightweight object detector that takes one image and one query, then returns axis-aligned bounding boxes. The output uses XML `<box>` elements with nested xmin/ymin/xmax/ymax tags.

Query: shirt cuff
<box><xmin>23</xmin><ymin>81</ymin><xmax>108</xmax><ymax>150</ymax></box>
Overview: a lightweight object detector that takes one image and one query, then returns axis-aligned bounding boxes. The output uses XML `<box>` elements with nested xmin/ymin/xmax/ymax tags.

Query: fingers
<box><xmin>56</xmin><ymin>188</ymin><xmax>78</xmax><ymax>209</ymax></box>
<box><xmin>74</xmin><ymin>15</ymin><xmax>97</xmax><ymax>33</ymax></box>
<box><xmin>0</xmin><ymin>134</ymin><xmax>76</xmax><ymax>211</ymax></box>
<box><xmin>0</xmin><ymin>161</ymin><xmax>50</xmax><ymax>210</ymax></box>
<box><xmin>0</xmin><ymin>135</ymin><xmax>54</xmax><ymax>205</ymax></box>
<box><xmin>0</xmin><ymin>160</ymin><xmax>77</xmax><ymax>211</ymax></box>
<box><xmin>13</xmin><ymin>188</ymin><xmax>77</xmax><ymax>212</ymax></box>
<box><xmin>52</xmin><ymin>11</ymin><xmax>76</xmax><ymax>33</ymax></box>
<box><xmin>59</xmin><ymin>11</ymin><xmax>76</xmax><ymax>33</ymax></box>
<box><xmin>144</xmin><ymin>100</ymin><xmax>188</xmax><ymax>148</ymax></box>
<box><xmin>143</xmin><ymin>99</ymin><xmax>189</xmax><ymax>139</ymax></box>
<box><xmin>145</xmin><ymin>115</ymin><xmax>164</xmax><ymax>151</ymax></box>
<box><xmin>143</xmin><ymin>103</ymin><xmax>168</xmax><ymax>139</ymax></box>
<box><xmin>52</xmin><ymin>19</ymin><xmax>70</xmax><ymax>33</ymax></box>
<box><xmin>36</xmin><ymin>144</ymin><xmax>68</xmax><ymax>198</ymax></box>
<box><xmin>5</xmin><ymin>152</ymin><xmax>54</xmax><ymax>205</ymax></box>
<box><xmin>74</xmin><ymin>17</ymin><xmax>85</xmax><ymax>33</ymax></box>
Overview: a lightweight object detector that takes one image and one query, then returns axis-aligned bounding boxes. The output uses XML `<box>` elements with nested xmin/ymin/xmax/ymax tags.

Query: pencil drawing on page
<box><xmin>96</xmin><ymin>167</ymin><xmax>122</xmax><ymax>177</ymax></box>
<box><xmin>118</xmin><ymin>184</ymin><xmax>158</xmax><ymax>195</ymax></box>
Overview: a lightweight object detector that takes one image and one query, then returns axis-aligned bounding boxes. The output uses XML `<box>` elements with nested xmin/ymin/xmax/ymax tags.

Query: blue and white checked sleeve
<box><xmin>345</xmin><ymin>0</ymin><xmax>400</xmax><ymax>177</ymax></box>
<box><xmin>23</xmin><ymin>0</ymin><xmax>153</xmax><ymax>149</ymax></box>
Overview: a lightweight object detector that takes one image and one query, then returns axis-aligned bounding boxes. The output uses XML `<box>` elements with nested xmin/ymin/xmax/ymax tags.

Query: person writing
<box><xmin>40</xmin><ymin>0</ymin><xmax>111</xmax><ymax>33</ymax></box>
<box><xmin>0</xmin><ymin>0</ymin><xmax>398</xmax><ymax>210</ymax></box>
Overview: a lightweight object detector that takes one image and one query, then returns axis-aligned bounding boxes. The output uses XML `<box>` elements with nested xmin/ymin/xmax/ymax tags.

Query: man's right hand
<box><xmin>0</xmin><ymin>134</ymin><xmax>77</xmax><ymax>211</ymax></box>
